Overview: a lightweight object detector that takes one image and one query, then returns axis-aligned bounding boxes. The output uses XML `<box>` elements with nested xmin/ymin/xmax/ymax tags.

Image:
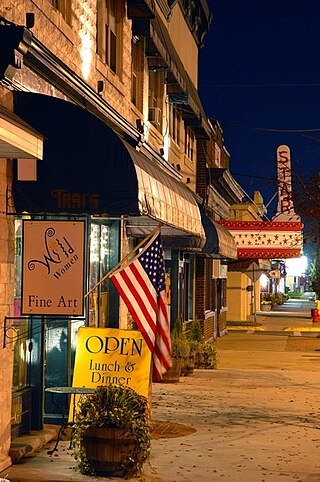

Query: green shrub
<box><xmin>195</xmin><ymin>341</ymin><xmax>218</xmax><ymax>369</ymax></box>
<box><xmin>171</xmin><ymin>319</ymin><xmax>190</xmax><ymax>359</ymax></box>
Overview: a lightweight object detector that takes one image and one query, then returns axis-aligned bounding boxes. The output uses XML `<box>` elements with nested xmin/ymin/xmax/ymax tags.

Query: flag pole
<box><xmin>84</xmin><ymin>225</ymin><xmax>161</xmax><ymax>298</ymax></box>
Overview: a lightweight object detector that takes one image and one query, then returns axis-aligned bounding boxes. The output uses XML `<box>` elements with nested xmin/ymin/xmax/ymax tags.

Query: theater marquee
<box><xmin>218</xmin><ymin>221</ymin><xmax>303</xmax><ymax>259</ymax></box>
<box><xmin>21</xmin><ymin>220</ymin><xmax>85</xmax><ymax>315</ymax></box>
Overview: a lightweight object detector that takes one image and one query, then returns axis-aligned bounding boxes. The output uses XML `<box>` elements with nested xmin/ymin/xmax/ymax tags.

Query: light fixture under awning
<box><xmin>0</xmin><ymin>104</ymin><xmax>44</xmax><ymax>159</ymax></box>
<box><xmin>201</xmin><ymin>213</ymin><xmax>237</xmax><ymax>259</ymax></box>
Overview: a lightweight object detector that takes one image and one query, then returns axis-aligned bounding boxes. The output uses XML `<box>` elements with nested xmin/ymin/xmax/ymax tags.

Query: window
<box><xmin>177</xmin><ymin>253</ymin><xmax>194</xmax><ymax>322</ymax></box>
<box><xmin>215</xmin><ymin>143</ymin><xmax>221</xmax><ymax>167</ymax></box>
<box><xmin>48</xmin><ymin>0</ymin><xmax>71</xmax><ymax>24</ymax></box>
<box><xmin>89</xmin><ymin>223</ymin><xmax>111</xmax><ymax>327</ymax></box>
<box><xmin>131</xmin><ymin>36</ymin><xmax>143</xmax><ymax>111</ymax></box>
<box><xmin>185</xmin><ymin>126</ymin><xmax>195</xmax><ymax>161</ymax></box>
<box><xmin>97</xmin><ymin>0</ymin><xmax>122</xmax><ymax>75</ymax></box>
<box><xmin>148</xmin><ymin>70</ymin><xmax>163</xmax><ymax>130</ymax></box>
<box><xmin>148</xmin><ymin>70</ymin><xmax>162</xmax><ymax>108</ymax></box>
<box><xmin>169</xmin><ymin>104</ymin><xmax>181</xmax><ymax>145</ymax></box>
<box><xmin>205</xmin><ymin>258</ymin><xmax>213</xmax><ymax>311</ymax></box>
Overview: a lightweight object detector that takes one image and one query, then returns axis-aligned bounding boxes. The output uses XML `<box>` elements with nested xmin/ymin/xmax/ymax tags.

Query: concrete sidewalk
<box><xmin>234</xmin><ymin>298</ymin><xmax>320</xmax><ymax>334</ymax></box>
<box><xmin>2</xmin><ymin>307</ymin><xmax>320</xmax><ymax>482</ymax></box>
<box><xmin>3</xmin><ymin>363</ymin><xmax>320</xmax><ymax>482</ymax></box>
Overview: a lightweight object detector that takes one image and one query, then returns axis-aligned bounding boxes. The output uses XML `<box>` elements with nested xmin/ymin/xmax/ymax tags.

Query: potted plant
<box><xmin>195</xmin><ymin>341</ymin><xmax>218</xmax><ymax>369</ymax></box>
<box><xmin>260</xmin><ymin>300</ymin><xmax>272</xmax><ymax>311</ymax></box>
<box><xmin>182</xmin><ymin>319</ymin><xmax>203</xmax><ymax>376</ymax></box>
<box><xmin>72</xmin><ymin>384</ymin><xmax>151</xmax><ymax>478</ymax></box>
<box><xmin>161</xmin><ymin>319</ymin><xmax>190</xmax><ymax>382</ymax></box>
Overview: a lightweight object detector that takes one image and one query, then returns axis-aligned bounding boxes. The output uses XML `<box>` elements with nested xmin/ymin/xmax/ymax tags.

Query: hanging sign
<box><xmin>21</xmin><ymin>220</ymin><xmax>85</xmax><ymax>315</ymax></box>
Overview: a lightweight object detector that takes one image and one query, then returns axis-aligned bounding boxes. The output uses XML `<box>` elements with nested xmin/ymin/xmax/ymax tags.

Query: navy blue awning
<box><xmin>13</xmin><ymin>92</ymin><xmax>139</xmax><ymax>215</ymax></box>
<box><xmin>201</xmin><ymin>212</ymin><xmax>237</xmax><ymax>259</ymax></box>
<box><xmin>12</xmin><ymin>92</ymin><xmax>205</xmax><ymax>249</ymax></box>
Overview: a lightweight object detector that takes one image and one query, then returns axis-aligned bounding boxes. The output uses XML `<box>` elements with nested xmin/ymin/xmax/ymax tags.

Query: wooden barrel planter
<box><xmin>181</xmin><ymin>354</ymin><xmax>195</xmax><ymax>376</ymax></box>
<box><xmin>82</xmin><ymin>426</ymin><xmax>136</xmax><ymax>477</ymax></box>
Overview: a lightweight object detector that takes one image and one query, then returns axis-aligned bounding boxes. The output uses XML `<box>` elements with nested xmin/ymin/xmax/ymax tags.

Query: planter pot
<box><xmin>82</xmin><ymin>427</ymin><xmax>136</xmax><ymax>477</ymax></box>
<box><xmin>260</xmin><ymin>304</ymin><xmax>272</xmax><ymax>312</ymax></box>
<box><xmin>181</xmin><ymin>354</ymin><xmax>195</xmax><ymax>376</ymax></box>
<box><xmin>160</xmin><ymin>357</ymin><xmax>182</xmax><ymax>383</ymax></box>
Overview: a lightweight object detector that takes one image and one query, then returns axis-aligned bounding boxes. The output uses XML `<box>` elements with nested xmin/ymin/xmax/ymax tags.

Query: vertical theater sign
<box><xmin>219</xmin><ymin>145</ymin><xmax>303</xmax><ymax>259</ymax></box>
<box><xmin>275</xmin><ymin>145</ymin><xmax>301</xmax><ymax>222</ymax></box>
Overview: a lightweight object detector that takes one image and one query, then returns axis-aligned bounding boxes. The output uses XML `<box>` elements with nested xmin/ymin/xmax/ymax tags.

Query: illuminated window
<box><xmin>97</xmin><ymin>0</ymin><xmax>123</xmax><ymax>75</ymax></box>
<box><xmin>48</xmin><ymin>0</ymin><xmax>71</xmax><ymax>24</ymax></box>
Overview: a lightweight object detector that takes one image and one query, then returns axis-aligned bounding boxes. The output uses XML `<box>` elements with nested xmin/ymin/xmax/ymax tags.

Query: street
<box><xmin>147</xmin><ymin>329</ymin><xmax>320</xmax><ymax>482</ymax></box>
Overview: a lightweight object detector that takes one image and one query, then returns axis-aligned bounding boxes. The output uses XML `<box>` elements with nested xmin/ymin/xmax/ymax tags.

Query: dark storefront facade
<box><xmin>0</xmin><ymin>3</ymin><xmax>218</xmax><ymax>441</ymax></box>
<box><xmin>9</xmin><ymin>91</ymin><xmax>207</xmax><ymax>429</ymax></box>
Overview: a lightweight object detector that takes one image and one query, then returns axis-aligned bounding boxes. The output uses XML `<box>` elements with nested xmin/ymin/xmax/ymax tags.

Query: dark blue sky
<box><xmin>198</xmin><ymin>0</ymin><xmax>320</xmax><ymax>217</ymax></box>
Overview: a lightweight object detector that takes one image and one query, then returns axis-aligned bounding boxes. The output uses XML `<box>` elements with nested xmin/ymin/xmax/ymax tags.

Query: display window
<box><xmin>88</xmin><ymin>221</ymin><xmax>118</xmax><ymax>327</ymax></box>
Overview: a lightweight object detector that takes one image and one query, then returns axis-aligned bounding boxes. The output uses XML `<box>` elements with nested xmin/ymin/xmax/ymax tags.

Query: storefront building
<box><xmin>195</xmin><ymin>120</ymin><xmax>242</xmax><ymax>338</ymax></box>
<box><xmin>0</xmin><ymin>0</ymin><xmax>213</xmax><ymax>469</ymax></box>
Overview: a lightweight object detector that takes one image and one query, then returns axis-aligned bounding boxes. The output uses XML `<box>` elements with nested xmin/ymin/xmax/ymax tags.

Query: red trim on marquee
<box><xmin>237</xmin><ymin>248</ymin><xmax>301</xmax><ymax>259</ymax></box>
<box><xmin>218</xmin><ymin>221</ymin><xmax>303</xmax><ymax>231</ymax></box>
<box><xmin>216</xmin><ymin>220</ymin><xmax>303</xmax><ymax>259</ymax></box>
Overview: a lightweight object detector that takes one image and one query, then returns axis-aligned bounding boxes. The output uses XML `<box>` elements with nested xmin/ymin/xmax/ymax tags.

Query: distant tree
<box><xmin>293</xmin><ymin>173</ymin><xmax>320</xmax><ymax>298</ymax></box>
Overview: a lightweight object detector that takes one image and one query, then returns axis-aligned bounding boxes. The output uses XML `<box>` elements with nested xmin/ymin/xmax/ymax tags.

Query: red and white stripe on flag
<box><xmin>110</xmin><ymin>232</ymin><xmax>172</xmax><ymax>381</ymax></box>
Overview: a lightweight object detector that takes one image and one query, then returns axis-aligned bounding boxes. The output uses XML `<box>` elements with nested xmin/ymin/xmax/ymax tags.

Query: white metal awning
<box><xmin>0</xmin><ymin>104</ymin><xmax>44</xmax><ymax>159</ymax></box>
<box><xmin>124</xmin><ymin>142</ymin><xmax>206</xmax><ymax>250</ymax></box>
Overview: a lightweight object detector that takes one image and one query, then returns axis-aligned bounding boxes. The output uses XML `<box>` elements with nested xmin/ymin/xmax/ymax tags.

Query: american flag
<box><xmin>110</xmin><ymin>232</ymin><xmax>172</xmax><ymax>381</ymax></box>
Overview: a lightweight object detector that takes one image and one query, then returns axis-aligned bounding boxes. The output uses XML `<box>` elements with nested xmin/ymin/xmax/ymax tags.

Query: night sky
<box><xmin>198</xmin><ymin>0</ymin><xmax>320</xmax><ymax>218</ymax></box>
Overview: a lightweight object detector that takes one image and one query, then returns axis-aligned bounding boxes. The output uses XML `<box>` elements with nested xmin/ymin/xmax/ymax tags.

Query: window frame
<box><xmin>96</xmin><ymin>0</ymin><xmax>122</xmax><ymax>76</ymax></box>
<box><xmin>131</xmin><ymin>35</ymin><xmax>144</xmax><ymax>111</ymax></box>
<box><xmin>169</xmin><ymin>103</ymin><xmax>182</xmax><ymax>145</ymax></box>
<box><xmin>148</xmin><ymin>70</ymin><xmax>164</xmax><ymax>131</ymax></box>
<box><xmin>184</xmin><ymin>126</ymin><xmax>195</xmax><ymax>161</ymax></box>
<box><xmin>48</xmin><ymin>0</ymin><xmax>71</xmax><ymax>24</ymax></box>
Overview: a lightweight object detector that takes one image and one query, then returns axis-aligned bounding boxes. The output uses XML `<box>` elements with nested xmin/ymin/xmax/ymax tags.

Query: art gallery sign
<box><xmin>21</xmin><ymin>220</ymin><xmax>85</xmax><ymax>315</ymax></box>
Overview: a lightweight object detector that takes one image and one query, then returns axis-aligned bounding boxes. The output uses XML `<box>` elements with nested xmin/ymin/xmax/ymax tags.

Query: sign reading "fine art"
<box><xmin>21</xmin><ymin>220</ymin><xmax>85</xmax><ymax>315</ymax></box>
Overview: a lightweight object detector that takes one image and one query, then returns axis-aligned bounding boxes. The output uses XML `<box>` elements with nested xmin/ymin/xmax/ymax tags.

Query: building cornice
<box><xmin>207</xmin><ymin>168</ymin><xmax>244</xmax><ymax>205</ymax></box>
<box><xmin>0</xmin><ymin>21</ymin><xmax>141</xmax><ymax>144</ymax></box>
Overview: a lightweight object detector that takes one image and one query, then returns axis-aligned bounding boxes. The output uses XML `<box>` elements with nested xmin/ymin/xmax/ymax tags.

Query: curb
<box><xmin>9</xmin><ymin>429</ymin><xmax>57</xmax><ymax>463</ymax></box>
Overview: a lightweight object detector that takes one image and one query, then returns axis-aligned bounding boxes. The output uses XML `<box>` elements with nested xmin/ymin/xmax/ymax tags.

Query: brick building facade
<box><xmin>0</xmin><ymin>1</ymin><xmax>260</xmax><ymax>472</ymax></box>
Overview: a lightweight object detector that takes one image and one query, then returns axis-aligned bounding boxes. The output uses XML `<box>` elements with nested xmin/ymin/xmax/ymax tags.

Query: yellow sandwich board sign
<box><xmin>70</xmin><ymin>327</ymin><xmax>152</xmax><ymax>420</ymax></box>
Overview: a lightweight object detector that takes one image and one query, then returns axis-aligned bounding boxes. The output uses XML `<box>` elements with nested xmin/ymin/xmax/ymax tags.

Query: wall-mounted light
<box><xmin>136</xmin><ymin>119</ymin><xmax>144</xmax><ymax>133</ymax></box>
<box><xmin>97</xmin><ymin>80</ymin><xmax>104</xmax><ymax>95</ymax></box>
<box><xmin>160</xmin><ymin>147</ymin><xmax>165</xmax><ymax>157</ymax></box>
<box><xmin>186</xmin><ymin>177</ymin><xmax>190</xmax><ymax>184</ymax></box>
<box><xmin>26</xmin><ymin>13</ymin><xmax>35</xmax><ymax>29</ymax></box>
<box><xmin>176</xmin><ymin>163</ymin><xmax>181</xmax><ymax>171</ymax></box>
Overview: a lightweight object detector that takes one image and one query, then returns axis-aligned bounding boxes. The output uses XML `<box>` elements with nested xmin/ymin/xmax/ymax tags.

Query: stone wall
<box><xmin>0</xmin><ymin>87</ymin><xmax>15</xmax><ymax>471</ymax></box>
